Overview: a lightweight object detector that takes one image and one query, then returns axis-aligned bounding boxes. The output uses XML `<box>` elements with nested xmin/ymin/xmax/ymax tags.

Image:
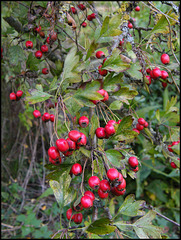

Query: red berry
<box><xmin>132</xmin><ymin>166</ymin><xmax>139</xmax><ymax>172</ymax></box>
<box><xmin>150</xmin><ymin>70</ymin><xmax>154</xmax><ymax>79</ymax></box>
<box><xmin>105</xmin><ymin>124</ymin><xmax>115</xmax><ymax>136</ymax></box>
<box><xmin>107</xmin><ymin>120</ymin><xmax>117</xmax><ymax>126</ymax></box>
<box><xmin>41</xmin><ymin>45</ymin><xmax>49</xmax><ymax>53</ymax></box>
<box><xmin>64</xmin><ymin>150</ymin><xmax>73</xmax><ymax>157</ymax></box>
<box><xmin>144</xmin><ymin>121</ymin><xmax>149</xmax><ymax>128</ymax></box>
<box><xmin>128</xmin><ymin>22</ymin><xmax>133</xmax><ymax>29</ymax></box>
<box><xmin>77</xmin><ymin>4</ymin><xmax>86</xmax><ymax>10</ymax></box>
<box><xmin>98</xmin><ymin>65</ymin><xmax>108</xmax><ymax>76</ymax></box>
<box><xmin>88</xmin><ymin>176</ymin><xmax>100</xmax><ymax>190</ymax></box>
<box><xmin>152</xmin><ymin>68</ymin><xmax>161</xmax><ymax>79</ymax></box>
<box><xmin>116</xmin><ymin>178</ymin><xmax>126</xmax><ymax>190</ymax></box>
<box><xmin>71</xmin><ymin>163</ymin><xmax>82</xmax><ymax>176</ymax></box>
<box><xmin>168</xmin><ymin>144</ymin><xmax>173</xmax><ymax>152</ymax></box>
<box><xmin>16</xmin><ymin>90</ymin><xmax>23</xmax><ymax>98</ymax></box>
<box><xmin>98</xmin><ymin>188</ymin><xmax>109</xmax><ymax>199</ymax></box>
<box><xmin>35</xmin><ymin>50</ymin><xmax>43</xmax><ymax>59</ymax></box>
<box><xmin>135</xmin><ymin>6</ymin><xmax>140</xmax><ymax>11</ymax></box>
<box><xmin>107</xmin><ymin>168</ymin><xmax>119</xmax><ymax>181</ymax></box>
<box><xmin>66</xmin><ymin>138</ymin><xmax>76</xmax><ymax>151</ymax></box>
<box><xmin>99</xmin><ymin>179</ymin><xmax>111</xmax><ymax>192</ymax></box>
<box><xmin>87</xmin><ymin>15</ymin><xmax>93</xmax><ymax>21</ymax></box>
<box><xmin>170</xmin><ymin>162</ymin><xmax>177</xmax><ymax>169</ymax></box>
<box><xmin>34</xmin><ymin>26</ymin><xmax>41</xmax><ymax>33</ymax></box>
<box><xmin>46</xmin><ymin>37</ymin><xmax>50</xmax><ymax>44</ymax></box>
<box><xmin>119</xmin><ymin>39</ymin><xmax>124</xmax><ymax>46</ymax></box>
<box><xmin>42</xmin><ymin>68</ymin><xmax>49</xmax><ymax>74</ymax></box>
<box><xmin>90</xmin><ymin>99</ymin><xmax>99</xmax><ymax>105</ymax></box>
<box><xmin>73</xmin><ymin>202</ymin><xmax>83</xmax><ymax>212</ymax></box>
<box><xmin>172</xmin><ymin>141</ymin><xmax>179</xmax><ymax>146</ymax></box>
<box><xmin>162</xmin><ymin>82</ymin><xmax>167</xmax><ymax>88</ymax></box>
<box><xmin>68</xmin><ymin>130</ymin><xmax>81</xmax><ymax>143</ymax></box>
<box><xmin>146</xmin><ymin>68</ymin><xmax>151</xmax><ymax>74</ymax></box>
<box><xmin>161</xmin><ymin>53</ymin><xmax>170</xmax><ymax>65</ymax></box>
<box><xmin>50</xmin><ymin>114</ymin><xmax>55</xmax><ymax>122</ymax></box>
<box><xmin>138</xmin><ymin>118</ymin><xmax>145</xmax><ymax>125</ymax></box>
<box><xmin>79</xmin><ymin>116</ymin><xmax>89</xmax><ymax>128</ymax></box>
<box><xmin>66</xmin><ymin>208</ymin><xmax>73</xmax><ymax>220</ymax></box>
<box><xmin>26</xmin><ymin>40</ymin><xmax>33</xmax><ymax>49</ymax></box>
<box><xmin>56</xmin><ymin>138</ymin><xmax>69</xmax><ymax>153</ymax></box>
<box><xmin>128</xmin><ymin>156</ymin><xmax>138</xmax><ymax>168</ymax></box>
<box><xmin>70</xmin><ymin>7</ymin><xmax>77</xmax><ymax>14</ymax></box>
<box><xmin>50</xmin><ymin>32</ymin><xmax>57</xmax><ymax>41</ymax></box>
<box><xmin>117</xmin><ymin>172</ymin><xmax>124</xmax><ymax>184</ymax></box>
<box><xmin>96</xmin><ymin>51</ymin><xmax>105</xmax><ymax>59</ymax></box>
<box><xmin>43</xmin><ymin>112</ymin><xmax>50</xmax><ymax>121</ymax></box>
<box><xmin>77</xmin><ymin>132</ymin><xmax>87</xmax><ymax>146</ymax></box>
<box><xmin>10</xmin><ymin>92</ymin><xmax>16</xmax><ymax>101</ymax></box>
<box><xmin>95</xmin><ymin>127</ymin><xmax>106</xmax><ymax>139</ymax></box>
<box><xmin>161</xmin><ymin>70</ymin><xmax>169</xmax><ymax>80</ymax></box>
<box><xmin>117</xmin><ymin>119</ymin><xmax>122</xmax><ymax>124</ymax></box>
<box><xmin>132</xmin><ymin>128</ymin><xmax>140</xmax><ymax>134</ymax></box>
<box><xmin>97</xmin><ymin>89</ymin><xmax>109</xmax><ymax>102</ymax></box>
<box><xmin>81</xmin><ymin>195</ymin><xmax>93</xmax><ymax>208</ymax></box>
<box><xmin>111</xmin><ymin>187</ymin><xmax>126</xmax><ymax>196</ymax></box>
<box><xmin>33</xmin><ymin>110</ymin><xmax>41</xmax><ymax>118</ymax></box>
<box><xmin>146</xmin><ymin>75</ymin><xmax>151</xmax><ymax>85</ymax></box>
<box><xmin>136</xmin><ymin>123</ymin><xmax>144</xmax><ymax>131</ymax></box>
<box><xmin>39</xmin><ymin>31</ymin><xmax>45</xmax><ymax>38</ymax></box>
<box><xmin>49</xmin><ymin>156</ymin><xmax>61</xmax><ymax>165</ymax></box>
<box><xmin>84</xmin><ymin>191</ymin><xmax>95</xmax><ymax>201</ymax></box>
<box><xmin>90</xmin><ymin>13</ymin><xmax>96</xmax><ymax>19</ymax></box>
<box><xmin>73</xmin><ymin>213</ymin><xmax>83</xmax><ymax>224</ymax></box>
<box><xmin>81</xmin><ymin>22</ymin><xmax>87</xmax><ymax>27</ymax></box>
<box><xmin>48</xmin><ymin>146</ymin><xmax>60</xmax><ymax>160</ymax></box>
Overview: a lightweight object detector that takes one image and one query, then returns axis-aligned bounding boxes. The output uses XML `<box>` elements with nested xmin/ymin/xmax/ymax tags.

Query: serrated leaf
<box><xmin>117</xmin><ymin>115</ymin><xmax>133</xmax><ymax>131</ymax></box>
<box><xmin>79</xmin><ymin>148</ymin><xmax>91</xmax><ymax>158</ymax></box>
<box><xmin>105</xmin><ymin>149</ymin><xmax>125</xmax><ymax>169</ymax></box>
<box><xmin>26</xmin><ymin>52</ymin><xmax>40</xmax><ymax>71</ymax></box>
<box><xmin>116</xmin><ymin>194</ymin><xmax>145</xmax><ymax>217</ymax></box>
<box><xmin>114</xmin><ymin>130</ymin><xmax>138</xmax><ymax>142</ymax></box>
<box><xmin>126</xmin><ymin>63</ymin><xmax>142</xmax><ymax>79</ymax></box>
<box><xmin>86</xmin><ymin>218</ymin><xmax>116</xmax><ymax>235</ymax></box>
<box><xmin>100</xmin><ymin>16</ymin><xmax>109</xmax><ymax>36</ymax></box>
<box><xmin>37</xmin><ymin>188</ymin><xmax>53</xmax><ymax>200</ymax></box>
<box><xmin>114</xmin><ymin>221</ymin><xmax>133</xmax><ymax>231</ymax></box>
<box><xmin>8</xmin><ymin>45</ymin><xmax>26</xmax><ymax>65</ymax></box>
<box><xmin>85</xmin><ymin>40</ymin><xmax>98</xmax><ymax>60</ymax></box>
<box><xmin>26</xmin><ymin>89</ymin><xmax>52</xmax><ymax>104</ymax></box>
<box><xmin>114</xmin><ymin>87</ymin><xmax>138</xmax><ymax>104</ymax></box>
<box><xmin>109</xmin><ymin>100</ymin><xmax>123</xmax><ymax>110</ymax></box>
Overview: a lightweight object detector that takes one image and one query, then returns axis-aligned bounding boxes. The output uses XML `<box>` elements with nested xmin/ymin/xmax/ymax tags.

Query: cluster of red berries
<box><xmin>33</xmin><ymin>110</ymin><xmax>55</xmax><ymax>123</ymax></box>
<box><xmin>95</xmin><ymin>50</ymin><xmax>108</xmax><ymax>77</ymax></box>
<box><xmin>132</xmin><ymin>118</ymin><xmax>148</xmax><ymax>134</ymax></box>
<box><xmin>95</xmin><ymin>119</ymin><xmax>121</xmax><ymax>139</ymax></box>
<box><xmin>91</xmin><ymin>88</ymin><xmax>109</xmax><ymax>105</ymax></box>
<box><xmin>48</xmin><ymin>129</ymin><xmax>87</xmax><ymax>164</ymax></box>
<box><xmin>144</xmin><ymin>53</ymin><xmax>170</xmax><ymax>87</ymax></box>
<box><xmin>170</xmin><ymin>158</ymin><xmax>180</xmax><ymax>169</ymax></box>
<box><xmin>167</xmin><ymin>139</ymin><xmax>180</xmax><ymax>169</ymax></box>
<box><xmin>33</xmin><ymin>25</ymin><xmax>46</xmax><ymax>38</ymax></box>
<box><xmin>9</xmin><ymin>90</ymin><xmax>23</xmax><ymax>101</ymax></box>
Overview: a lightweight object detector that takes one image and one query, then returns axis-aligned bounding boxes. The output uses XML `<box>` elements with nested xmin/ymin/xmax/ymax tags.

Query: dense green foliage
<box><xmin>1</xmin><ymin>1</ymin><xmax>180</xmax><ymax>239</ymax></box>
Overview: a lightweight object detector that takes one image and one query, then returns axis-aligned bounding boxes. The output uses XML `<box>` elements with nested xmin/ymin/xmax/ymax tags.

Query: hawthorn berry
<box><xmin>88</xmin><ymin>176</ymin><xmax>100</xmax><ymax>190</ymax></box>
<box><xmin>152</xmin><ymin>68</ymin><xmax>161</xmax><ymax>79</ymax></box>
<box><xmin>66</xmin><ymin>208</ymin><xmax>73</xmax><ymax>220</ymax></box>
<box><xmin>98</xmin><ymin>188</ymin><xmax>109</xmax><ymax>199</ymax></box>
<box><xmin>146</xmin><ymin>68</ymin><xmax>151</xmax><ymax>74</ymax></box>
<box><xmin>97</xmin><ymin>89</ymin><xmax>109</xmax><ymax>102</ymax></box>
<box><xmin>99</xmin><ymin>179</ymin><xmax>111</xmax><ymax>192</ymax></box>
<box><xmin>79</xmin><ymin>116</ymin><xmax>89</xmax><ymax>128</ymax></box>
<box><xmin>42</xmin><ymin>112</ymin><xmax>50</xmax><ymax>121</ymax></box>
<box><xmin>117</xmin><ymin>119</ymin><xmax>122</xmax><ymax>124</ymax></box>
<box><xmin>84</xmin><ymin>191</ymin><xmax>95</xmax><ymax>201</ymax></box>
<box><xmin>73</xmin><ymin>213</ymin><xmax>83</xmax><ymax>224</ymax></box>
<box><xmin>73</xmin><ymin>202</ymin><xmax>83</xmax><ymax>212</ymax></box>
<box><xmin>49</xmin><ymin>156</ymin><xmax>61</xmax><ymax>165</ymax></box>
<box><xmin>119</xmin><ymin>39</ymin><xmax>124</xmax><ymax>46</ymax></box>
<box><xmin>116</xmin><ymin>178</ymin><xmax>126</xmax><ymax>190</ymax></box>
<box><xmin>48</xmin><ymin>146</ymin><xmax>60</xmax><ymax>160</ymax></box>
<box><xmin>161</xmin><ymin>70</ymin><xmax>169</xmax><ymax>80</ymax></box>
<box><xmin>70</xmin><ymin>7</ymin><xmax>77</xmax><ymax>14</ymax></box>
<box><xmin>77</xmin><ymin>132</ymin><xmax>87</xmax><ymax>146</ymax></box>
<box><xmin>50</xmin><ymin>32</ymin><xmax>57</xmax><ymax>41</ymax></box>
<box><xmin>107</xmin><ymin>120</ymin><xmax>117</xmax><ymax>126</ymax></box>
<box><xmin>136</xmin><ymin>123</ymin><xmax>144</xmax><ymax>131</ymax></box>
<box><xmin>107</xmin><ymin>168</ymin><xmax>119</xmax><ymax>181</ymax></box>
<box><xmin>95</xmin><ymin>127</ymin><xmax>106</xmax><ymax>139</ymax></box>
<box><xmin>66</xmin><ymin>138</ymin><xmax>76</xmax><ymax>151</ymax></box>
<box><xmin>161</xmin><ymin>53</ymin><xmax>170</xmax><ymax>65</ymax></box>
<box><xmin>144</xmin><ymin>121</ymin><xmax>149</xmax><ymax>128</ymax></box>
<box><xmin>34</xmin><ymin>26</ymin><xmax>41</xmax><ymax>33</ymax></box>
<box><xmin>112</xmin><ymin>187</ymin><xmax>126</xmax><ymax>196</ymax></box>
<box><xmin>170</xmin><ymin>162</ymin><xmax>177</xmax><ymax>169</ymax></box>
<box><xmin>128</xmin><ymin>22</ymin><xmax>133</xmax><ymax>29</ymax></box>
<box><xmin>90</xmin><ymin>13</ymin><xmax>96</xmax><ymax>19</ymax></box>
<box><xmin>105</xmin><ymin>123</ymin><xmax>115</xmax><ymax>136</ymax></box>
<box><xmin>33</xmin><ymin>110</ymin><xmax>41</xmax><ymax>118</ymax></box>
<box><xmin>162</xmin><ymin>82</ymin><xmax>167</xmax><ymax>88</ymax></box>
<box><xmin>132</xmin><ymin>166</ymin><xmax>139</xmax><ymax>172</ymax></box>
<box><xmin>46</xmin><ymin>37</ymin><xmax>50</xmax><ymax>44</ymax></box>
<box><xmin>128</xmin><ymin>156</ymin><xmax>138</xmax><ymax>168</ymax></box>
<box><xmin>42</xmin><ymin>68</ymin><xmax>49</xmax><ymax>74</ymax></box>
<box><xmin>98</xmin><ymin>65</ymin><xmax>108</xmax><ymax>76</ymax></box>
<box><xmin>50</xmin><ymin>114</ymin><xmax>55</xmax><ymax>122</ymax></box>
<box><xmin>81</xmin><ymin>22</ymin><xmax>87</xmax><ymax>27</ymax></box>
<box><xmin>135</xmin><ymin>6</ymin><xmax>140</xmax><ymax>11</ymax></box>
<box><xmin>9</xmin><ymin>92</ymin><xmax>16</xmax><ymax>101</ymax></box>
<box><xmin>96</xmin><ymin>51</ymin><xmax>105</xmax><ymax>59</ymax></box>
<box><xmin>41</xmin><ymin>45</ymin><xmax>48</xmax><ymax>53</ymax></box>
<box><xmin>81</xmin><ymin>195</ymin><xmax>93</xmax><ymax>208</ymax></box>
<box><xmin>132</xmin><ymin>128</ymin><xmax>140</xmax><ymax>134</ymax></box>
<box><xmin>64</xmin><ymin>150</ymin><xmax>73</xmax><ymax>157</ymax></box>
<box><xmin>71</xmin><ymin>163</ymin><xmax>82</xmax><ymax>176</ymax></box>
<box><xmin>138</xmin><ymin>118</ymin><xmax>145</xmax><ymax>125</ymax></box>
<box><xmin>68</xmin><ymin>130</ymin><xmax>81</xmax><ymax>143</ymax></box>
<box><xmin>56</xmin><ymin>138</ymin><xmax>69</xmax><ymax>153</ymax></box>
<box><xmin>168</xmin><ymin>144</ymin><xmax>173</xmax><ymax>152</ymax></box>
<box><xmin>39</xmin><ymin>31</ymin><xmax>45</xmax><ymax>38</ymax></box>
<box><xmin>25</xmin><ymin>40</ymin><xmax>33</xmax><ymax>49</ymax></box>
<box><xmin>117</xmin><ymin>172</ymin><xmax>124</xmax><ymax>184</ymax></box>
<box><xmin>35</xmin><ymin>50</ymin><xmax>43</xmax><ymax>59</ymax></box>
<box><xmin>146</xmin><ymin>75</ymin><xmax>151</xmax><ymax>85</ymax></box>
<box><xmin>87</xmin><ymin>15</ymin><xmax>93</xmax><ymax>21</ymax></box>
<box><xmin>77</xmin><ymin>3</ymin><xmax>86</xmax><ymax>10</ymax></box>
<box><xmin>16</xmin><ymin>90</ymin><xmax>23</xmax><ymax>98</ymax></box>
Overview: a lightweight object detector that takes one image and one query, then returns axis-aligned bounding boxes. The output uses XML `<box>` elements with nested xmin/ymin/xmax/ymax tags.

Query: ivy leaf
<box><xmin>86</xmin><ymin>218</ymin><xmax>116</xmax><ymax>235</ymax></box>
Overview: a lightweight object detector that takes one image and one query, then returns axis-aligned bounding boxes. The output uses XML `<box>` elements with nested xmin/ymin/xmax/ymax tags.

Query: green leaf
<box><xmin>105</xmin><ymin>149</ymin><xmax>125</xmax><ymax>168</ymax></box>
<box><xmin>165</xmin><ymin>96</ymin><xmax>177</xmax><ymax>114</ymax></box>
<box><xmin>37</xmin><ymin>187</ymin><xmax>54</xmax><ymax>200</ymax></box>
<box><xmin>8</xmin><ymin>45</ymin><xmax>26</xmax><ymax>65</ymax></box>
<box><xmin>90</xmin><ymin>114</ymin><xmax>100</xmax><ymax>139</ymax></box>
<box><xmin>46</xmin><ymin>164</ymin><xmax>72</xmax><ymax>181</ymax></box>
<box><xmin>26</xmin><ymin>52</ymin><xmax>40</xmax><ymax>71</ymax></box>
<box><xmin>100</xmin><ymin>16</ymin><xmax>110</xmax><ymax>36</ymax></box>
<box><xmin>79</xmin><ymin>148</ymin><xmax>91</xmax><ymax>158</ymax></box>
<box><xmin>85</xmin><ymin>40</ymin><xmax>98</xmax><ymax>60</ymax></box>
<box><xmin>116</xmin><ymin>194</ymin><xmax>145</xmax><ymax>217</ymax></box>
<box><xmin>114</xmin><ymin>87</ymin><xmax>138</xmax><ymax>104</ymax></box>
<box><xmin>114</xmin><ymin>129</ymin><xmax>138</xmax><ymax>142</ymax></box>
<box><xmin>133</xmin><ymin>210</ymin><xmax>163</xmax><ymax>239</ymax></box>
<box><xmin>114</xmin><ymin>221</ymin><xmax>133</xmax><ymax>231</ymax></box>
<box><xmin>103</xmin><ymin>72</ymin><xmax>124</xmax><ymax>92</ymax></box>
<box><xmin>172</xmin><ymin>142</ymin><xmax>180</xmax><ymax>155</ymax></box>
<box><xmin>26</xmin><ymin>89</ymin><xmax>52</xmax><ymax>104</ymax></box>
<box><xmin>86</xmin><ymin>218</ymin><xmax>116</xmax><ymax>235</ymax></box>
<box><xmin>109</xmin><ymin>100</ymin><xmax>123</xmax><ymax>110</ymax></box>
<box><xmin>64</xmin><ymin>96</ymin><xmax>83</xmax><ymax>115</ymax></box>
<box><xmin>126</xmin><ymin>63</ymin><xmax>142</xmax><ymax>80</ymax></box>
<box><xmin>117</xmin><ymin>115</ymin><xmax>134</xmax><ymax>132</ymax></box>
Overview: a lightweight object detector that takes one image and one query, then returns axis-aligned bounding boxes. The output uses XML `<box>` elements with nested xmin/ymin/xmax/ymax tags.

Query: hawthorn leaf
<box><xmin>105</xmin><ymin>149</ymin><xmax>125</xmax><ymax>168</ymax></box>
<box><xmin>86</xmin><ymin>218</ymin><xmax>116</xmax><ymax>235</ymax></box>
